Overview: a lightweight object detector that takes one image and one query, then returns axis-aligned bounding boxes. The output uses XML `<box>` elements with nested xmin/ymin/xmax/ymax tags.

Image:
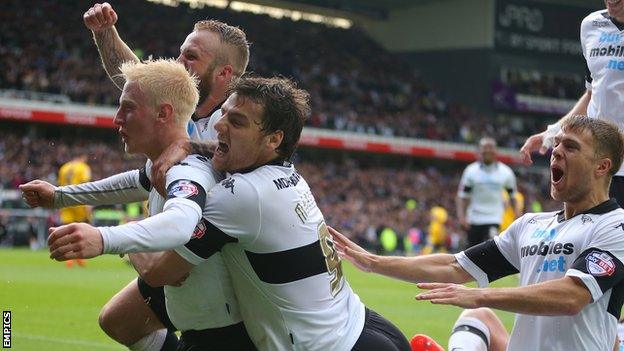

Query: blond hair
<box><xmin>193</xmin><ymin>20</ymin><xmax>250</xmax><ymax>78</ymax></box>
<box><xmin>120</xmin><ymin>59</ymin><xmax>199</xmax><ymax>127</ymax></box>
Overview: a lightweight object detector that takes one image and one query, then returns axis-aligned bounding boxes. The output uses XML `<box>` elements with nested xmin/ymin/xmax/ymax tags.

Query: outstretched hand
<box><xmin>48</xmin><ymin>223</ymin><xmax>104</xmax><ymax>261</ymax></box>
<box><xmin>19</xmin><ymin>180</ymin><xmax>55</xmax><ymax>208</ymax></box>
<box><xmin>327</xmin><ymin>226</ymin><xmax>378</xmax><ymax>273</ymax></box>
<box><xmin>83</xmin><ymin>2</ymin><xmax>118</xmax><ymax>32</ymax></box>
<box><xmin>416</xmin><ymin>282</ymin><xmax>483</xmax><ymax>309</ymax></box>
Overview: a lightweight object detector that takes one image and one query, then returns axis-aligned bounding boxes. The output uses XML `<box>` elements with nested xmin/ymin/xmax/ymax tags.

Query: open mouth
<box><xmin>551</xmin><ymin>165</ymin><xmax>564</xmax><ymax>184</ymax></box>
<box><xmin>216</xmin><ymin>141</ymin><xmax>229</xmax><ymax>155</ymax></box>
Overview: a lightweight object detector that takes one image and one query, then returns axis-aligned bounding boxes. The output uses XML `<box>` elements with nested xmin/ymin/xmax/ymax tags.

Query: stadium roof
<box><xmin>282</xmin><ymin>0</ymin><xmax>432</xmax><ymax>19</ymax></box>
<box><xmin>283</xmin><ymin>0</ymin><xmax>602</xmax><ymax>19</ymax></box>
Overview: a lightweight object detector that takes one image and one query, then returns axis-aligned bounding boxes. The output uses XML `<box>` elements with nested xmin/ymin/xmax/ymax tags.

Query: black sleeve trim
<box><xmin>138</xmin><ymin>167</ymin><xmax>151</xmax><ymax>191</ymax></box>
<box><xmin>571</xmin><ymin>248</ymin><xmax>624</xmax><ymax>294</ymax></box>
<box><xmin>464</xmin><ymin>239</ymin><xmax>518</xmax><ymax>282</ymax></box>
<box><xmin>166</xmin><ymin>179</ymin><xmax>206</xmax><ymax>209</ymax></box>
<box><xmin>571</xmin><ymin>247</ymin><xmax>624</xmax><ymax>319</ymax></box>
<box><xmin>463</xmin><ymin>186</ymin><xmax>472</xmax><ymax>193</ymax></box>
<box><xmin>184</xmin><ymin>218</ymin><xmax>238</xmax><ymax>259</ymax></box>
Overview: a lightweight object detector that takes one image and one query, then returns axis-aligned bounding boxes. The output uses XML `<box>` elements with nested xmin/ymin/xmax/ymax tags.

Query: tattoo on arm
<box><xmin>190</xmin><ymin>140</ymin><xmax>216</xmax><ymax>158</ymax></box>
<box><xmin>93</xmin><ymin>27</ymin><xmax>139</xmax><ymax>90</ymax></box>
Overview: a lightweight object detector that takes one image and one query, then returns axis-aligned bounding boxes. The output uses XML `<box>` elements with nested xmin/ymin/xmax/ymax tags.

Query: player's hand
<box><xmin>416</xmin><ymin>282</ymin><xmax>483</xmax><ymax>309</ymax></box>
<box><xmin>48</xmin><ymin>223</ymin><xmax>104</xmax><ymax>261</ymax></box>
<box><xmin>83</xmin><ymin>2</ymin><xmax>118</xmax><ymax>32</ymax></box>
<box><xmin>328</xmin><ymin>226</ymin><xmax>378</xmax><ymax>273</ymax></box>
<box><xmin>19</xmin><ymin>180</ymin><xmax>55</xmax><ymax>208</ymax></box>
<box><xmin>519</xmin><ymin>130</ymin><xmax>551</xmax><ymax>165</ymax></box>
<box><xmin>151</xmin><ymin>138</ymin><xmax>192</xmax><ymax>196</ymax></box>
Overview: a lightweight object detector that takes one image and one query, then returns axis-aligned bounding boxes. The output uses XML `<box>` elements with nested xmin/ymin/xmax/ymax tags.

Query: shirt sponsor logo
<box><xmin>168</xmin><ymin>180</ymin><xmax>198</xmax><ymax>198</ymax></box>
<box><xmin>521</xmin><ymin>241</ymin><xmax>574</xmax><ymax>258</ymax></box>
<box><xmin>586</xmin><ymin>251</ymin><xmax>615</xmax><ymax>277</ymax></box>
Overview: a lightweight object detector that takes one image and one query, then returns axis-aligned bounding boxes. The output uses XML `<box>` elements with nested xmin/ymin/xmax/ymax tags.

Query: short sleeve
<box><xmin>176</xmin><ymin>174</ymin><xmax>261</xmax><ymax>264</ymax></box>
<box><xmin>455</xmin><ymin>215</ymin><xmax>524</xmax><ymax>287</ymax></box>
<box><xmin>458</xmin><ymin>166</ymin><xmax>473</xmax><ymax>198</ymax></box>
<box><xmin>566</xmin><ymin>213</ymin><xmax>624</xmax><ymax>302</ymax></box>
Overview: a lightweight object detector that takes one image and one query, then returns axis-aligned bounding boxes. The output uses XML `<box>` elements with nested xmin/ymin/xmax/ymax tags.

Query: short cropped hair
<box><xmin>120</xmin><ymin>59</ymin><xmax>199</xmax><ymax>127</ymax></box>
<box><xmin>228</xmin><ymin>77</ymin><xmax>310</xmax><ymax>160</ymax></box>
<box><xmin>561</xmin><ymin>115</ymin><xmax>624</xmax><ymax>176</ymax></box>
<box><xmin>194</xmin><ymin>20</ymin><xmax>250</xmax><ymax>78</ymax></box>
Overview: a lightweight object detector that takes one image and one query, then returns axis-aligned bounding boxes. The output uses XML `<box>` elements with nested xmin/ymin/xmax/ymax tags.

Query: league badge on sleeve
<box><xmin>168</xmin><ymin>180</ymin><xmax>199</xmax><ymax>199</ymax></box>
<box><xmin>192</xmin><ymin>219</ymin><xmax>207</xmax><ymax>239</ymax></box>
<box><xmin>586</xmin><ymin>251</ymin><xmax>616</xmax><ymax>277</ymax></box>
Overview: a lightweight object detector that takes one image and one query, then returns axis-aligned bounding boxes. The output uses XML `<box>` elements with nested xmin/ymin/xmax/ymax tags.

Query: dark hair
<box><xmin>561</xmin><ymin>115</ymin><xmax>624</xmax><ymax>176</ymax></box>
<box><xmin>228</xmin><ymin>77</ymin><xmax>310</xmax><ymax>160</ymax></box>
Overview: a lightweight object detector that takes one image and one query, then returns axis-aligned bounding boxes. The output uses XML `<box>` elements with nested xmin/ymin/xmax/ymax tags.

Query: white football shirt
<box><xmin>456</xmin><ymin>199</ymin><xmax>624</xmax><ymax>351</ymax></box>
<box><xmin>175</xmin><ymin>162</ymin><xmax>366</xmax><ymax>351</ymax></box>
<box><xmin>457</xmin><ymin>161</ymin><xmax>517</xmax><ymax>225</ymax></box>
<box><xmin>581</xmin><ymin>10</ymin><xmax>624</xmax><ymax>175</ymax></box>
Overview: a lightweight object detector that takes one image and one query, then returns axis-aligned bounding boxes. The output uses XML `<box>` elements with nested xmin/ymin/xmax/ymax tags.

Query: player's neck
<box><xmin>195</xmin><ymin>93</ymin><xmax>225</xmax><ymax>118</ymax></box>
<box><xmin>145</xmin><ymin>130</ymin><xmax>189</xmax><ymax>161</ymax></box>
<box><xmin>563</xmin><ymin>189</ymin><xmax>609</xmax><ymax>219</ymax></box>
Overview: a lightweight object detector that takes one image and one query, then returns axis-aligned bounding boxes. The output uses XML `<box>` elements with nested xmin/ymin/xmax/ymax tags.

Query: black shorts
<box><xmin>176</xmin><ymin>322</ymin><xmax>256</xmax><ymax>351</ymax></box>
<box><xmin>352</xmin><ymin>308</ymin><xmax>410</xmax><ymax>351</ymax></box>
<box><xmin>136</xmin><ymin>277</ymin><xmax>176</xmax><ymax>331</ymax></box>
<box><xmin>610</xmin><ymin>176</ymin><xmax>624</xmax><ymax>207</ymax></box>
<box><xmin>467</xmin><ymin>224</ymin><xmax>500</xmax><ymax>248</ymax></box>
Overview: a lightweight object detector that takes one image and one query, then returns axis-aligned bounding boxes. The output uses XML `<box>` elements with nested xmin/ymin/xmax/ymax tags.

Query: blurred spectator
<box><xmin>0</xmin><ymin>0</ymin><xmax>546</xmax><ymax>147</ymax></box>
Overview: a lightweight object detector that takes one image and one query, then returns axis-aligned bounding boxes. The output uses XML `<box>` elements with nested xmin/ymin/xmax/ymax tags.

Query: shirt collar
<box><xmin>556</xmin><ymin>198</ymin><xmax>620</xmax><ymax>223</ymax></box>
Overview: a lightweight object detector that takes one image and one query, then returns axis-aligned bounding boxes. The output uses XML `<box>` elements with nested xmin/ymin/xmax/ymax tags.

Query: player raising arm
<box><xmin>333</xmin><ymin>115</ymin><xmax>624</xmax><ymax>351</ymax></box>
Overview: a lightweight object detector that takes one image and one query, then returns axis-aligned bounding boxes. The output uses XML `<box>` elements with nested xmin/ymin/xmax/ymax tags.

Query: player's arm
<box><xmin>456</xmin><ymin>169</ymin><xmax>472</xmax><ymax>230</ymax></box>
<box><xmin>83</xmin><ymin>2</ymin><xmax>139</xmax><ymax>89</ymax></box>
<box><xmin>151</xmin><ymin>138</ymin><xmax>218</xmax><ymax>196</ymax></box>
<box><xmin>20</xmin><ymin>168</ymin><xmax>150</xmax><ymax>209</ymax></box>
<box><xmin>329</xmin><ymin>227</ymin><xmax>473</xmax><ymax>284</ymax></box>
<box><xmin>416</xmin><ymin>276</ymin><xmax>591</xmax><ymax>316</ymax></box>
<box><xmin>128</xmin><ymin>251</ymin><xmax>193</xmax><ymax>287</ymax></box>
<box><xmin>519</xmin><ymin>65</ymin><xmax>592</xmax><ymax>164</ymax></box>
<box><xmin>506</xmin><ymin>171</ymin><xmax>521</xmax><ymax>218</ymax></box>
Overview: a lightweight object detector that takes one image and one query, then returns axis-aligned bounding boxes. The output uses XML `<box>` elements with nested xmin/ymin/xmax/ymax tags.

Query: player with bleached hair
<box><xmin>21</xmin><ymin>59</ymin><xmax>255</xmax><ymax>351</ymax></box>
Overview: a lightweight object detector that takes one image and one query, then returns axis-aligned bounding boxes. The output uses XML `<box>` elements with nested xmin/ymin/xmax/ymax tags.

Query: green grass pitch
<box><xmin>0</xmin><ymin>248</ymin><xmax>516</xmax><ymax>350</ymax></box>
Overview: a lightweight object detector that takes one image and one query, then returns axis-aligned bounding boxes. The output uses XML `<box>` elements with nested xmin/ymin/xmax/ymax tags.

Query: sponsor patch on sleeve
<box><xmin>168</xmin><ymin>180</ymin><xmax>199</xmax><ymax>199</ymax></box>
<box><xmin>586</xmin><ymin>250</ymin><xmax>616</xmax><ymax>277</ymax></box>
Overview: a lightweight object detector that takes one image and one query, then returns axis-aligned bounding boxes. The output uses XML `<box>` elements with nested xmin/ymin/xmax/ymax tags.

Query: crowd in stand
<box><xmin>500</xmin><ymin>68</ymin><xmax>585</xmax><ymax>101</ymax></box>
<box><xmin>1</xmin><ymin>0</ymin><xmax>552</xmax><ymax>148</ymax></box>
<box><xmin>0</xmin><ymin>129</ymin><xmax>558</xmax><ymax>249</ymax></box>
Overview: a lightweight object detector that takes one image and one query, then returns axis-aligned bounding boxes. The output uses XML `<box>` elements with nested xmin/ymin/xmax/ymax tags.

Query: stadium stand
<box><xmin>1</xmin><ymin>0</ymin><xmax>545</xmax><ymax>147</ymax></box>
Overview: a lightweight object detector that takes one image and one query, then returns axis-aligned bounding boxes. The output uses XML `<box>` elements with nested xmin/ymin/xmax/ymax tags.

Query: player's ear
<box><xmin>595</xmin><ymin>157</ymin><xmax>612</xmax><ymax>178</ymax></box>
<box><xmin>157</xmin><ymin>103</ymin><xmax>174</xmax><ymax>123</ymax></box>
<box><xmin>267</xmin><ymin>130</ymin><xmax>284</xmax><ymax>151</ymax></box>
<box><xmin>216</xmin><ymin>64</ymin><xmax>233</xmax><ymax>82</ymax></box>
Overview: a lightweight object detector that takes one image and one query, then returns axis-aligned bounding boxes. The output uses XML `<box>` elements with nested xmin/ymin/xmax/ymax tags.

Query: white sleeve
<box><xmin>455</xmin><ymin>215</ymin><xmax>525</xmax><ymax>287</ymax></box>
<box><xmin>457</xmin><ymin>166</ymin><xmax>473</xmax><ymax>198</ymax></box>
<box><xmin>504</xmin><ymin>167</ymin><xmax>517</xmax><ymax>193</ymax></box>
<box><xmin>54</xmin><ymin>169</ymin><xmax>150</xmax><ymax>208</ymax></box>
<box><xmin>566</xmin><ymin>210</ymin><xmax>624</xmax><ymax>302</ymax></box>
<box><xmin>176</xmin><ymin>174</ymin><xmax>261</xmax><ymax>264</ymax></box>
<box><xmin>99</xmin><ymin>197</ymin><xmax>201</xmax><ymax>254</ymax></box>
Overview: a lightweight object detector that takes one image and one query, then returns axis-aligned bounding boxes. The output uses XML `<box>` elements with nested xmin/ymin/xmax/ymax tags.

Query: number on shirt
<box><xmin>318</xmin><ymin>222</ymin><xmax>344</xmax><ymax>296</ymax></box>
